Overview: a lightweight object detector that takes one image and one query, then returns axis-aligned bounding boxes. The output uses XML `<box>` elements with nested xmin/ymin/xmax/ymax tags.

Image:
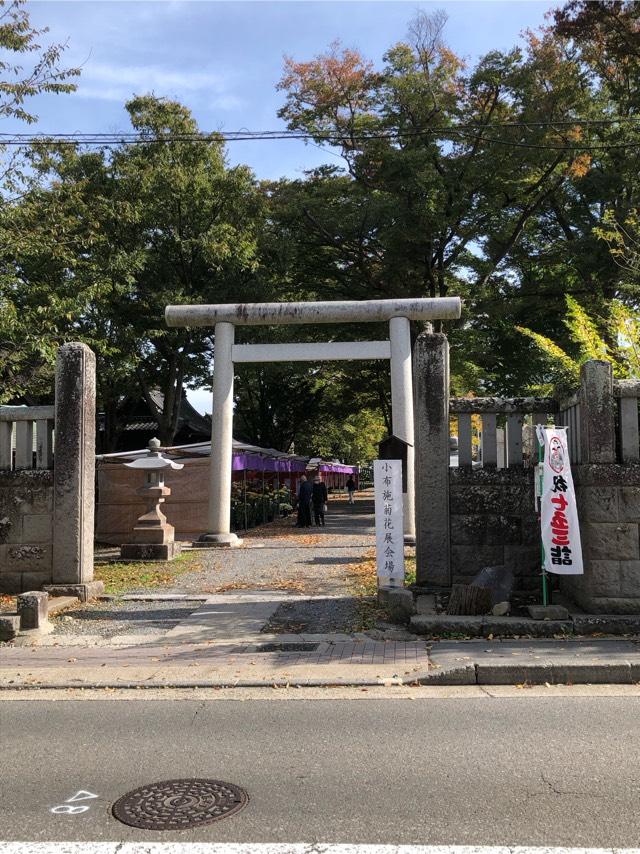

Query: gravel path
<box><xmin>48</xmin><ymin>497</ymin><xmax>378</xmax><ymax>642</ymax></box>
<box><xmin>155</xmin><ymin>496</ymin><xmax>376</xmax><ymax>598</ymax></box>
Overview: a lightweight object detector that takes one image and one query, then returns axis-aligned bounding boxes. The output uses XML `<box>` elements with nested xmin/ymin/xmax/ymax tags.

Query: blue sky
<box><xmin>16</xmin><ymin>1</ymin><xmax>555</xmax><ymax>414</ymax></box>
<box><xmin>19</xmin><ymin>1</ymin><xmax>555</xmax><ymax>181</ymax></box>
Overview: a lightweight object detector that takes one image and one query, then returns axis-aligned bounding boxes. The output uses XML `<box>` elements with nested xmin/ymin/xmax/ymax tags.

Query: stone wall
<box><xmin>563</xmin><ymin>464</ymin><xmax>640</xmax><ymax>613</ymax></box>
<box><xmin>0</xmin><ymin>470</ymin><xmax>54</xmax><ymax>593</ymax></box>
<box><xmin>0</xmin><ymin>342</ymin><xmax>96</xmax><ymax>596</ymax></box>
<box><xmin>449</xmin><ymin>467</ymin><xmax>540</xmax><ymax>592</ymax></box>
<box><xmin>96</xmin><ymin>457</ymin><xmax>210</xmax><ymax>544</ymax></box>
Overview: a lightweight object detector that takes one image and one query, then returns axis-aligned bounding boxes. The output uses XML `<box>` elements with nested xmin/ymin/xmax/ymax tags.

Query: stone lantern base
<box><xmin>120</xmin><ymin>542</ymin><xmax>183</xmax><ymax>561</ymax></box>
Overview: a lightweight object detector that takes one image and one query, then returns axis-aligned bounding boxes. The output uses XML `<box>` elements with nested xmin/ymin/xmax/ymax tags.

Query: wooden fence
<box><xmin>0</xmin><ymin>406</ymin><xmax>55</xmax><ymax>470</ymax></box>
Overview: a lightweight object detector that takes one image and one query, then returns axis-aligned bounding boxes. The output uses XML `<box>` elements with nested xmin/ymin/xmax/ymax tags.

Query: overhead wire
<box><xmin>1</xmin><ymin>115</ymin><xmax>640</xmax><ymax>152</ymax></box>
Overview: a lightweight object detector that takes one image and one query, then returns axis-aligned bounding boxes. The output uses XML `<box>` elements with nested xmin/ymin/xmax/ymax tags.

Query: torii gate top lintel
<box><xmin>165</xmin><ymin>297</ymin><xmax>461</xmax><ymax>328</ymax></box>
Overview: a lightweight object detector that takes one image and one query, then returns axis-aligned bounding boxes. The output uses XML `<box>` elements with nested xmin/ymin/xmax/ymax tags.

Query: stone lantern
<box><xmin>120</xmin><ymin>438</ymin><xmax>184</xmax><ymax>561</ymax></box>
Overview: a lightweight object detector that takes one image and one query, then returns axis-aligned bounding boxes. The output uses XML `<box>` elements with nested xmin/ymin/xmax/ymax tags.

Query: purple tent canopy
<box><xmin>318</xmin><ymin>463</ymin><xmax>358</xmax><ymax>474</ymax></box>
<box><xmin>232</xmin><ymin>453</ymin><xmax>308</xmax><ymax>473</ymax></box>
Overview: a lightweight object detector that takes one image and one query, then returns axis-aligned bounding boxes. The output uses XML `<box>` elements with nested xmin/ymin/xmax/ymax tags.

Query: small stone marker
<box><xmin>17</xmin><ymin>590</ymin><xmax>48</xmax><ymax>631</ymax></box>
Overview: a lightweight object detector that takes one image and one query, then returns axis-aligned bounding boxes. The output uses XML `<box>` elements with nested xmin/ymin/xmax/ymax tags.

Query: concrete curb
<box><xmin>1</xmin><ymin>661</ymin><xmax>639</xmax><ymax>689</ymax></box>
<box><xmin>411</xmin><ymin>662</ymin><xmax>640</xmax><ymax>686</ymax></box>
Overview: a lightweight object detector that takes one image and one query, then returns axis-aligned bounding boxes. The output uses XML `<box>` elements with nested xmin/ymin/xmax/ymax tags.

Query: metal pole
<box><xmin>243</xmin><ymin>468</ymin><xmax>247</xmax><ymax>531</ymax></box>
<box><xmin>389</xmin><ymin>316</ymin><xmax>416</xmax><ymax>543</ymax></box>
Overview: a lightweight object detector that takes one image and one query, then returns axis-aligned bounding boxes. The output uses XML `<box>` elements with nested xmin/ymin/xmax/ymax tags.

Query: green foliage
<box><xmin>2</xmin><ymin>96</ymin><xmax>262</xmax><ymax>447</ymax></box>
<box><xmin>0</xmin><ymin>0</ymin><xmax>79</xmax><ymax>123</ymax></box>
<box><xmin>517</xmin><ymin>296</ymin><xmax>640</xmax><ymax>393</ymax></box>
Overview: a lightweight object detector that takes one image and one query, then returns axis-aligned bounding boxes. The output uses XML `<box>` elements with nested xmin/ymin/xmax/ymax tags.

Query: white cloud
<box><xmin>73</xmin><ymin>61</ymin><xmax>244</xmax><ymax>110</ymax></box>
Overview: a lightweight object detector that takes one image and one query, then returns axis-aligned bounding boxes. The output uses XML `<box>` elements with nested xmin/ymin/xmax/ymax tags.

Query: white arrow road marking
<box><xmin>65</xmin><ymin>791</ymin><xmax>99</xmax><ymax>803</ymax></box>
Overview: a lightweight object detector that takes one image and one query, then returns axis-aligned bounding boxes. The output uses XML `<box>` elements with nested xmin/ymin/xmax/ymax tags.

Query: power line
<box><xmin>1</xmin><ymin>115</ymin><xmax>640</xmax><ymax>152</ymax></box>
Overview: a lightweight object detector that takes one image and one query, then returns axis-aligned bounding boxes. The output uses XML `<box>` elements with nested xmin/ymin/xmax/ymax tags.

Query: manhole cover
<box><xmin>257</xmin><ymin>642</ymin><xmax>320</xmax><ymax>652</ymax></box>
<box><xmin>112</xmin><ymin>778</ymin><xmax>248</xmax><ymax>830</ymax></box>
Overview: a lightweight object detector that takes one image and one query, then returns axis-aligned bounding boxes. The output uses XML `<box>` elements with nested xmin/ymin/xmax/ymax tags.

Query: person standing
<box><xmin>346</xmin><ymin>475</ymin><xmax>356</xmax><ymax>505</ymax></box>
<box><xmin>296</xmin><ymin>475</ymin><xmax>313</xmax><ymax>528</ymax></box>
<box><xmin>312</xmin><ymin>473</ymin><xmax>328</xmax><ymax>527</ymax></box>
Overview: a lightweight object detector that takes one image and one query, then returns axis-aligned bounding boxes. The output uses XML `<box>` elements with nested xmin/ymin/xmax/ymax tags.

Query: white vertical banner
<box><xmin>374</xmin><ymin>459</ymin><xmax>405</xmax><ymax>586</ymax></box>
<box><xmin>536</xmin><ymin>425</ymin><xmax>584</xmax><ymax>575</ymax></box>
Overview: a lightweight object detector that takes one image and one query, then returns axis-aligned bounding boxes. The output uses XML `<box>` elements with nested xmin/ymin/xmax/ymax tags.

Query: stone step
<box><xmin>47</xmin><ymin>596</ymin><xmax>79</xmax><ymax>616</ymax></box>
<box><xmin>0</xmin><ymin>614</ymin><xmax>20</xmax><ymax>642</ymax></box>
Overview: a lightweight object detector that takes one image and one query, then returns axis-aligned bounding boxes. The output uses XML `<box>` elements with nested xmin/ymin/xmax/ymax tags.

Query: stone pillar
<box><xmin>389</xmin><ymin>316</ymin><xmax>416</xmax><ymax>543</ymax></box>
<box><xmin>201</xmin><ymin>321</ymin><xmax>242</xmax><ymax>546</ymax></box>
<box><xmin>413</xmin><ymin>332</ymin><xmax>451</xmax><ymax>588</ymax></box>
<box><xmin>51</xmin><ymin>343</ymin><xmax>97</xmax><ymax>591</ymax></box>
<box><xmin>579</xmin><ymin>360</ymin><xmax>615</xmax><ymax>464</ymax></box>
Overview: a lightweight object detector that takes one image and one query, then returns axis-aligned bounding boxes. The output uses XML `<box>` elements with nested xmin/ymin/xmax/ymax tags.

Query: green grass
<box><xmin>95</xmin><ymin>551</ymin><xmax>201</xmax><ymax>595</ymax></box>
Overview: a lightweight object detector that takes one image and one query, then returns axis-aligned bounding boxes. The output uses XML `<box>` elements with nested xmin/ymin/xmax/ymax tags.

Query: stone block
<box><xmin>410</xmin><ymin>614</ymin><xmax>483</xmax><ymax>637</ymax></box>
<box><xmin>577</xmin><ymin>486</ymin><xmax>619</xmax><ymax>522</ymax></box>
<box><xmin>573</xmin><ymin>463</ymin><xmax>640</xmax><ymax>488</ymax></box>
<box><xmin>520</xmin><ymin>514</ymin><xmax>540</xmax><ymax>545</ymax></box>
<box><xmin>418</xmin><ymin>664</ymin><xmax>477</xmax><ymax>685</ymax></box>
<box><xmin>620</xmin><ymin>561</ymin><xmax>640</xmax><ymax>598</ymax></box>
<box><xmin>120</xmin><ymin>542</ymin><xmax>182</xmax><ymax>561</ymax></box>
<box><xmin>492</xmin><ymin>601</ymin><xmax>510</xmax><ymax>616</ymax></box>
<box><xmin>482</xmin><ymin>617</ymin><xmax>572</xmax><ymax>638</ymax></box>
<box><xmin>567</xmin><ymin>592</ymin><xmax>640</xmax><ymax>615</ymax></box>
<box><xmin>582</xmin><ymin>559</ymin><xmax>621</xmax><ymax>597</ymax></box>
<box><xmin>582</xmin><ymin>522</ymin><xmax>639</xmax><ymax>561</ymax></box>
<box><xmin>579</xmin><ymin>360</ymin><xmax>615</xmax><ymax>463</ymax></box>
<box><xmin>17</xmin><ymin>591</ymin><xmax>49</xmax><ymax>630</ymax></box>
<box><xmin>476</xmin><ymin>663</ymin><xmax>554</xmax><ymax>685</ymax></box>
<box><xmin>20</xmin><ymin>571</ymin><xmax>52</xmax><ymax>593</ymax></box>
<box><xmin>415</xmin><ymin>594</ymin><xmax>436</xmax><ymax>615</ymax></box>
<box><xmin>450</xmin><ymin>485</ymin><xmax>532</xmax><ymax>516</ymax></box>
<box><xmin>450</xmin><ymin>514</ymin><xmax>522</xmax><ymax>546</ymax></box>
<box><xmin>0</xmin><ymin>572</ymin><xmax>22</xmax><ymax>594</ymax></box>
<box><xmin>21</xmin><ymin>513</ymin><xmax>53</xmax><ymax>544</ymax></box>
<box><xmin>0</xmin><ymin>614</ymin><xmax>20</xmax><ymax>641</ymax></box>
<box><xmin>572</xmin><ymin>614</ymin><xmax>640</xmax><ymax>635</ymax></box>
<box><xmin>451</xmin><ymin>545</ymin><xmax>503</xmax><ymax>577</ymax></box>
<box><xmin>0</xmin><ymin>544</ymin><xmax>52</xmax><ymax>574</ymax></box>
<box><xmin>384</xmin><ymin>587</ymin><xmax>415</xmax><ymax>623</ymax></box>
<box><xmin>503</xmin><ymin>545</ymin><xmax>541</xmax><ymax>578</ymax></box>
<box><xmin>43</xmin><ymin>581</ymin><xmax>104</xmax><ymax>602</ymax></box>
<box><xmin>619</xmin><ymin>488</ymin><xmax>640</xmax><ymax>523</ymax></box>
<box><xmin>527</xmin><ymin>604</ymin><xmax>570</xmax><ymax>621</ymax></box>
<box><xmin>0</xmin><ymin>472</ymin><xmax>54</xmax><ymax>517</ymax></box>
<box><xmin>553</xmin><ymin>663</ymin><xmax>632</xmax><ymax>684</ymax></box>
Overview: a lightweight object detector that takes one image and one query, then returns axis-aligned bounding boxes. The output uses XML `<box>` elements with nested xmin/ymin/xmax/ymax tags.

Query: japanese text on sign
<box><xmin>374</xmin><ymin>459</ymin><xmax>405</xmax><ymax>586</ymax></box>
<box><xmin>535</xmin><ymin>425</ymin><xmax>583</xmax><ymax>576</ymax></box>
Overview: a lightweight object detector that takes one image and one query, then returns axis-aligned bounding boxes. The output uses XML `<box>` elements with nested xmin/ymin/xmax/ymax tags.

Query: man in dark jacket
<box><xmin>296</xmin><ymin>475</ymin><xmax>313</xmax><ymax>528</ymax></box>
<box><xmin>311</xmin><ymin>474</ymin><xmax>328</xmax><ymax>527</ymax></box>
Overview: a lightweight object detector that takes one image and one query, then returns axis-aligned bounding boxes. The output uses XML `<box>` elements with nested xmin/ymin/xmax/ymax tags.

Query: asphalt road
<box><xmin>2</xmin><ymin>690</ymin><xmax>640</xmax><ymax>847</ymax></box>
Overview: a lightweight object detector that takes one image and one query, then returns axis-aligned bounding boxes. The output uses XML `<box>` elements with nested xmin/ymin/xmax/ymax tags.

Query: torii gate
<box><xmin>165</xmin><ymin>297</ymin><xmax>461</xmax><ymax>546</ymax></box>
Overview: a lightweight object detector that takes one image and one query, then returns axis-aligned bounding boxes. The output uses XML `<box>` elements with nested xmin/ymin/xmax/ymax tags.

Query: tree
<box><xmin>517</xmin><ymin>295</ymin><xmax>640</xmax><ymax>394</ymax></box>
<box><xmin>0</xmin><ymin>0</ymin><xmax>79</xmax><ymax>124</ymax></box>
<box><xmin>0</xmin><ymin>0</ymin><xmax>80</xmax><ymax>402</ymax></box>
<box><xmin>277</xmin><ymin>14</ymin><xmax>594</xmax><ymax>307</ymax></box>
<box><xmin>2</xmin><ymin>96</ymin><xmax>263</xmax><ymax>445</ymax></box>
